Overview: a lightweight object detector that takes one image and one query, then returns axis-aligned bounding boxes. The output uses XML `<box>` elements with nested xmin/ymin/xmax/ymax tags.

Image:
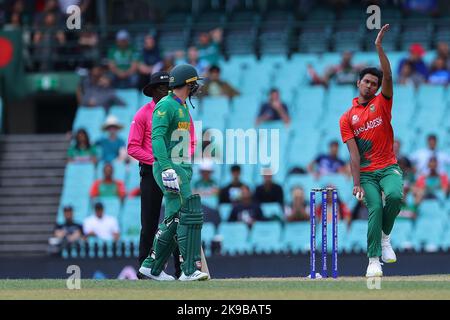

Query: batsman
<box><xmin>339</xmin><ymin>24</ymin><xmax>403</xmax><ymax>277</ymax></box>
<box><xmin>138</xmin><ymin>64</ymin><xmax>209</xmax><ymax>281</ymax></box>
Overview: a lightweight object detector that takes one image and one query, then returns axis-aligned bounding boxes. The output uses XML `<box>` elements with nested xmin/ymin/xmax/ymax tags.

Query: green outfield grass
<box><xmin>1</xmin><ymin>275</ymin><xmax>449</xmax><ymax>300</ymax></box>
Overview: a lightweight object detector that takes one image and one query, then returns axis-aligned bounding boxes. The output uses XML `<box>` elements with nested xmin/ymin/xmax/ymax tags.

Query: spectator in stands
<box><xmin>193</xmin><ymin>160</ymin><xmax>221</xmax><ymax>225</ymax></box>
<box><xmin>199</xmin><ymin>65</ymin><xmax>240</xmax><ymax>99</ymax></box>
<box><xmin>307</xmin><ymin>140</ymin><xmax>347</xmax><ymax>177</ymax></box>
<box><xmin>50</xmin><ymin>206</ymin><xmax>83</xmax><ymax>249</ymax></box>
<box><xmin>402</xmin><ymin>0</ymin><xmax>438</xmax><ymax>14</ymax></box>
<box><xmin>152</xmin><ymin>52</ymin><xmax>175</xmax><ymax>73</ymax></box>
<box><xmin>77</xmin><ymin>65</ymin><xmax>125</xmax><ymax>111</ymax></box>
<box><xmin>83</xmin><ymin>202</ymin><xmax>120</xmax><ymax>241</ymax></box>
<box><xmin>32</xmin><ymin>11</ymin><xmax>66</xmax><ymax>71</ymax></box>
<box><xmin>193</xmin><ymin>160</ymin><xmax>219</xmax><ymax>199</ymax></box>
<box><xmin>228</xmin><ymin>185</ymin><xmax>265</xmax><ymax>227</ymax></box>
<box><xmin>57</xmin><ymin>0</ymin><xmax>91</xmax><ymax>18</ymax></box>
<box><xmin>96</xmin><ymin>115</ymin><xmax>127</xmax><ymax>163</ymax></box>
<box><xmin>138</xmin><ymin>34</ymin><xmax>161</xmax><ymax>90</ymax></box>
<box><xmin>428</xmin><ymin>57</ymin><xmax>450</xmax><ymax>85</ymax></box>
<box><xmin>397</xmin><ymin>43</ymin><xmax>428</xmax><ymax>81</ymax></box>
<box><xmin>284</xmin><ymin>186</ymin><xmax>309</xmax><ymax>222</ymax></box>
<box><xmin>219</xmin><ymin>165</ymin><xmax>246</xmax><ymax>204</ymax></box>
<box><xmin>414</xmin><ymin>157</ymin><xmax>449</xmax><ymax>202</ymax></box>
<box><xmin>77</xmin><ymin>24</ymin><xmax>99</xmax><ymax>70</ymax></box>
<box><xmin>434</xmin><ymin>42</ymin><xmax>450</xmax><ymax>69</ymax></box>
<box><xmin>4</xmin><ymin>0</ymin><xmax>31</xmax><ymax>28</ymax></box>
<box><xmin>108</xmin><ymin>29</ymin><xmax>139</xmax><ymax>88</ymax></box>
<box><xmin>255</xmin><ymin>88</ymin><xmax>291</xmax><ymax>126</ymax></box>
<box><xmin>254</xmin><ymin>168</ymin><xmax>284</xmax><ymax>206</ymax></box>
<box><xmin>184</xmin><ymin>46</ymin><xmax>209</xmax><ymax>77</ymax></box>
<box><xmin>198</xmin><ymin>28</ymin><xmax>223</xmax><ymax>66</ymax></box>
<box><xmin>394</xmin><ymin>140</ymin><xmax>415</xmax><ymax>197</ymax></box>
<box><xmin>411</xmin><ymin>134</ymin><xmax>450</xmax><ymax>175</ymax></box>
<box><xmin>397</xmin><ymin>201</ymin><xmax>418</xmax><ymax>220</ymax></box>
<box><xmin>316</xmin><ymin>188</ymin><xmax>351</xmax><ymax>223</ymax></box>
<box><xmin>90</xmin><ymin>163</ymin><xmax>126</xmax><ymax>200</ymax></box>
<box><xmin>67</xmin><ymin>128</ymin><xmax>97</xmax><ymax>163</ymax></box>
<box><xmin>34</xmin><ymin>0</ymin><xmax>61</xmax><ymax>27</ymax></box>
<box><xmin>397</xmin><ymin>60</ymin><xmax>425</xmax><ymax>86</ymax></box>
<box><xmin>322</xmin><ymin>51</ymin><xmax>364</xmax><ymax>86</ymax></box>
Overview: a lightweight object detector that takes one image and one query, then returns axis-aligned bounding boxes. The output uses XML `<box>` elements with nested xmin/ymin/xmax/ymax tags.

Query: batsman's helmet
<box><xmin>169</xmin><ymin>64</ymin><xmax>204</xmax><ymax>88</ymax></box>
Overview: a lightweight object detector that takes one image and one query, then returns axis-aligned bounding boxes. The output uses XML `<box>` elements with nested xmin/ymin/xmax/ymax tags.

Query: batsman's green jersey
<box><xmin>152</xmin><ymin>92</ymin><xmax>193</xmax><ymax>218</ymax></box>
<box><xmin>152</xmin><ymin>92</ymin><xmax>192</xmax><ymax>171</ymax></box>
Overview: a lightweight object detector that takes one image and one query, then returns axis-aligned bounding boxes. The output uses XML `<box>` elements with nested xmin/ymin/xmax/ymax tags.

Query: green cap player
<box><xmin>138</xmin><ymin>64</ymin><xmax>209</xmax><ymax>281</ymax></box>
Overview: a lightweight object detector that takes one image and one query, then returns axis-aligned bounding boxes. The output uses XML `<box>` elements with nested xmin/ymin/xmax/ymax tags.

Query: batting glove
<box><xmin>162</xmin><ymin>169</ymin><xmax>180</xmax><ymax>193</ymax></box>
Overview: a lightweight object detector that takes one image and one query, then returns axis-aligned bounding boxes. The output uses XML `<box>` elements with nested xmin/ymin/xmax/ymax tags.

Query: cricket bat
<box><xmin>200</xmin><ymin>247</ymin><xmax>211</xmax><ymax>279</ymax></box>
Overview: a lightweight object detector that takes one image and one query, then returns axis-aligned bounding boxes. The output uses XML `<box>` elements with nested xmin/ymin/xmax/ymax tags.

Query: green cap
<box><xmin>169</xmin><ymin>64</ymin><xmax>204</xmax><ymax>88</ymax></box>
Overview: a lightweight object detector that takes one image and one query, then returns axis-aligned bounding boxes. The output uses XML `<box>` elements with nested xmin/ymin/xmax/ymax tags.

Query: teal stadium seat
<box><xmin>412</xmin><ymin>217</ymin><xmax>445</xmax><ymax>252</ymax></box>
<box><xmin>126</xmin><ymin>163</ymin><xmax>141</xmax><ymax>191</ymax></box>
<box><xmin>121</xmin><ymin>198</ymin><xmax>141</xmax><ymax>236</ymax></box>
<box><xmin>417</xmin><ymin>199</ymin><xmax>447</xmax><ymax>224</ymax></box>
<box><xmin>344</xmin><ymin>220</ymin><xmax>367</xmax><ymax>253</ymax></box>
<box><xmin>73</xmin><ymin>107</ymin><xmax>106</xmax><ymax>142</ymax></box>
<box><xmin>201</xmin><ymin>222</ymin><xmax>216</xmax><ymax>256</ymax></box>
<box><xmin>200</xmin><ymin>97</ymin><xmax>230</xmax><ymax>131</ymax></box>
<box><xmin>219</xmin><ymin>203</ymin><xmax>233</xmax><ymax>221</ymax></box>
<box><xmin>249</xmin><ymin>221</ymin><xmax>283</xmax><ymax>254</ymax></box>
<box><xmin>281</xmin><ymin>222</ymin><xmax>310</xmax><ymax>253</ymax></box>
<box><xmin>92</xmin><ymin>197</ymin><xmax>121</xmax><ymax>219</ymax></box>
<box><xmin>116</xmin><ymin>89</ymin><xmax>139</xmax><ymax>110</ymax></box>
<box><xmin>260</xmin><ymin>202</ymin><xmax>284</xmax><ymax>219</ymax></box>
<box><xmin>218</xmin><ymin>222</ymin><xmax>251</xmax><ymax>255</ymax></box>
<box><xmin>96</xmin><ymin>161</ymin><xmax>127</xmax><ymax>181</ymax></box>
<box><xmin>390</xmin><ymin>219</ymin><xmax>413</xmax><ymax>251</ymax></box>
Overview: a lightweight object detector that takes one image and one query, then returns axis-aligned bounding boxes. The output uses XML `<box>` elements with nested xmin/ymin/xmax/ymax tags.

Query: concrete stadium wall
<box><xmin>0</xmin><ymin>252</ymin><xmax>449</xmax><ymax>279</ymax></box>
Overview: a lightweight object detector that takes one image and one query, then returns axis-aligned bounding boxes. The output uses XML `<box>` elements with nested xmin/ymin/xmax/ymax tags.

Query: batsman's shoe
<box><xmin>366</xmin><ymin>258</ymin><xmax>383</xmax><ymax>277</ymax></box>
<box><xmin>381</xmin><ymin>232</ymin><xmax>397</xmax><ymax>263</ymax></box>
<box><xmin>138</xmin><ymin>266</ymin><xmax>175</xmax><ymax>281</ymax></box>
<box><xmin>178</xmin><ymin>270</ymin><xmax>209</xmax><ymax>282</ymax></box>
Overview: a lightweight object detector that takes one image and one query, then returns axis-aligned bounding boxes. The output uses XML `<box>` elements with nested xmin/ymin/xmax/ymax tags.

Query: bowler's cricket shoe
<box><xmin>138</xmin><ymin>266</ymin><xmax>175</xmax><ymax>281</ymax></box>
<box><xmin>366</xmin><ymin>257</ymin><xmax>383</xmax><ymax>277</ymax></box>
<box><xmin>381</xmin><ymin>232</ymin><xmax>397</xmax><ymax>263</ymax></box>
<box><xmin>178</xmin><ymin>270</ymin><xmax>209</xmax><ymax>281</ymax></box>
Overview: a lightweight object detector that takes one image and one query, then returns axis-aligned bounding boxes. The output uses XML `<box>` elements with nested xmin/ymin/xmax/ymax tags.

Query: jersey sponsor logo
<box><xmin>352</xmin><ymin>115</ymin><xmax>359</xmax><ymax>124</ymax></box>
<box><xmin>370</xmin><ymin>104</ymin><xmax>376</xmax><ymax>112</ymax></box>
<box><xmin>156</xmin><ymin>110</ymin><xmax>166</xmax><ymax>117</ymax></box>
<box><xmin>177</xmin><ymin>121</ymin><xmax>190</xmax><ymax>130</ymax></box>
<box><xmin>353</xmin><ymin>116</ymin><xmax>383</xmax><ymax>136</ymax></box>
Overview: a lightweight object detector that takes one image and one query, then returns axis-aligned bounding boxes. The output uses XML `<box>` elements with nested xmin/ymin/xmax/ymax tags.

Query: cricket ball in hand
<box><xmin>356</xmin><ymin>192</ymin><xmax>363</xmax><ymax>201</ymax></box>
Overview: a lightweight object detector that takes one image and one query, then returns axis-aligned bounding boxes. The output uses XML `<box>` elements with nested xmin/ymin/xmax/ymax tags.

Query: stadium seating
<box><xmin>249</xmin><ymin>221</ymin><xmax>284</xmax><ymax>254</ymax></box>
<box><xmin>344</xmin><ymin>220</ymin><xmax>367</xmax><ymax>253</ymax></box>
<box><xmin>56</xmin><ymin>9</ymin><xmax>450</xmax><ymax>257</ymax></box>
<box><xmin>218</xmin><ymin>222</ymin><xmax>252</xmax><ymax>255</ymax></box>
<box><xmin>281</xmin><ymin>222</ymin><xmax>310</xmax><ymax>254</ymax></box>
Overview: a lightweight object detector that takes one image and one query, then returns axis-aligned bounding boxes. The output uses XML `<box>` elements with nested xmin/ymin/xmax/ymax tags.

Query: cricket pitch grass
<box><xmin>0</xmin><ymin>275</ymin><xmax>449</xmax><ymax>300</ymax></box>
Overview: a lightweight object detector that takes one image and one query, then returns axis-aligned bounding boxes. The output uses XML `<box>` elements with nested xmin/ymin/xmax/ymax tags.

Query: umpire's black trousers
<box><xmin>139</xmin><ymin>163</ymin><xmax>181</xmax><ymax>277</ymax></box>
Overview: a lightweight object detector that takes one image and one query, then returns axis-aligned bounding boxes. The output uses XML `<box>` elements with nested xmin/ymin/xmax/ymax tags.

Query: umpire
<box><xmin>127</xmin><ymin>71</ymin><xmax>181</xmax><ymax>279</ymax></box>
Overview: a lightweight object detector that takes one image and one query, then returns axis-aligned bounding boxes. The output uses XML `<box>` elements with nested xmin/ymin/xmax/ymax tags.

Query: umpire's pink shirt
<box><xmin>127</xmin><ymin>100</ymin><xmax>196</xmax><ymax>165</ymax></box>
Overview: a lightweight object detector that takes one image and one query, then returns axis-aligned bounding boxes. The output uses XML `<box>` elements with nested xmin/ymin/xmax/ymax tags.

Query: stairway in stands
<box><xmin>0</xmin><ymin>135</ymin><xmax>68</xmax><ymax>256</ymax></box>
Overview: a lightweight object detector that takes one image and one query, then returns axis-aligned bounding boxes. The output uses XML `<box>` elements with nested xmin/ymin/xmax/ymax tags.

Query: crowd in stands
<box><xmin>309</xmin><ymin>43</ymin><xmax>450</xmax><ymax>87</ymax></box>
<box><xmin>7</xmin><ymin>1</ymin><xmax>447</xmax><ymax>252</ymax></box>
